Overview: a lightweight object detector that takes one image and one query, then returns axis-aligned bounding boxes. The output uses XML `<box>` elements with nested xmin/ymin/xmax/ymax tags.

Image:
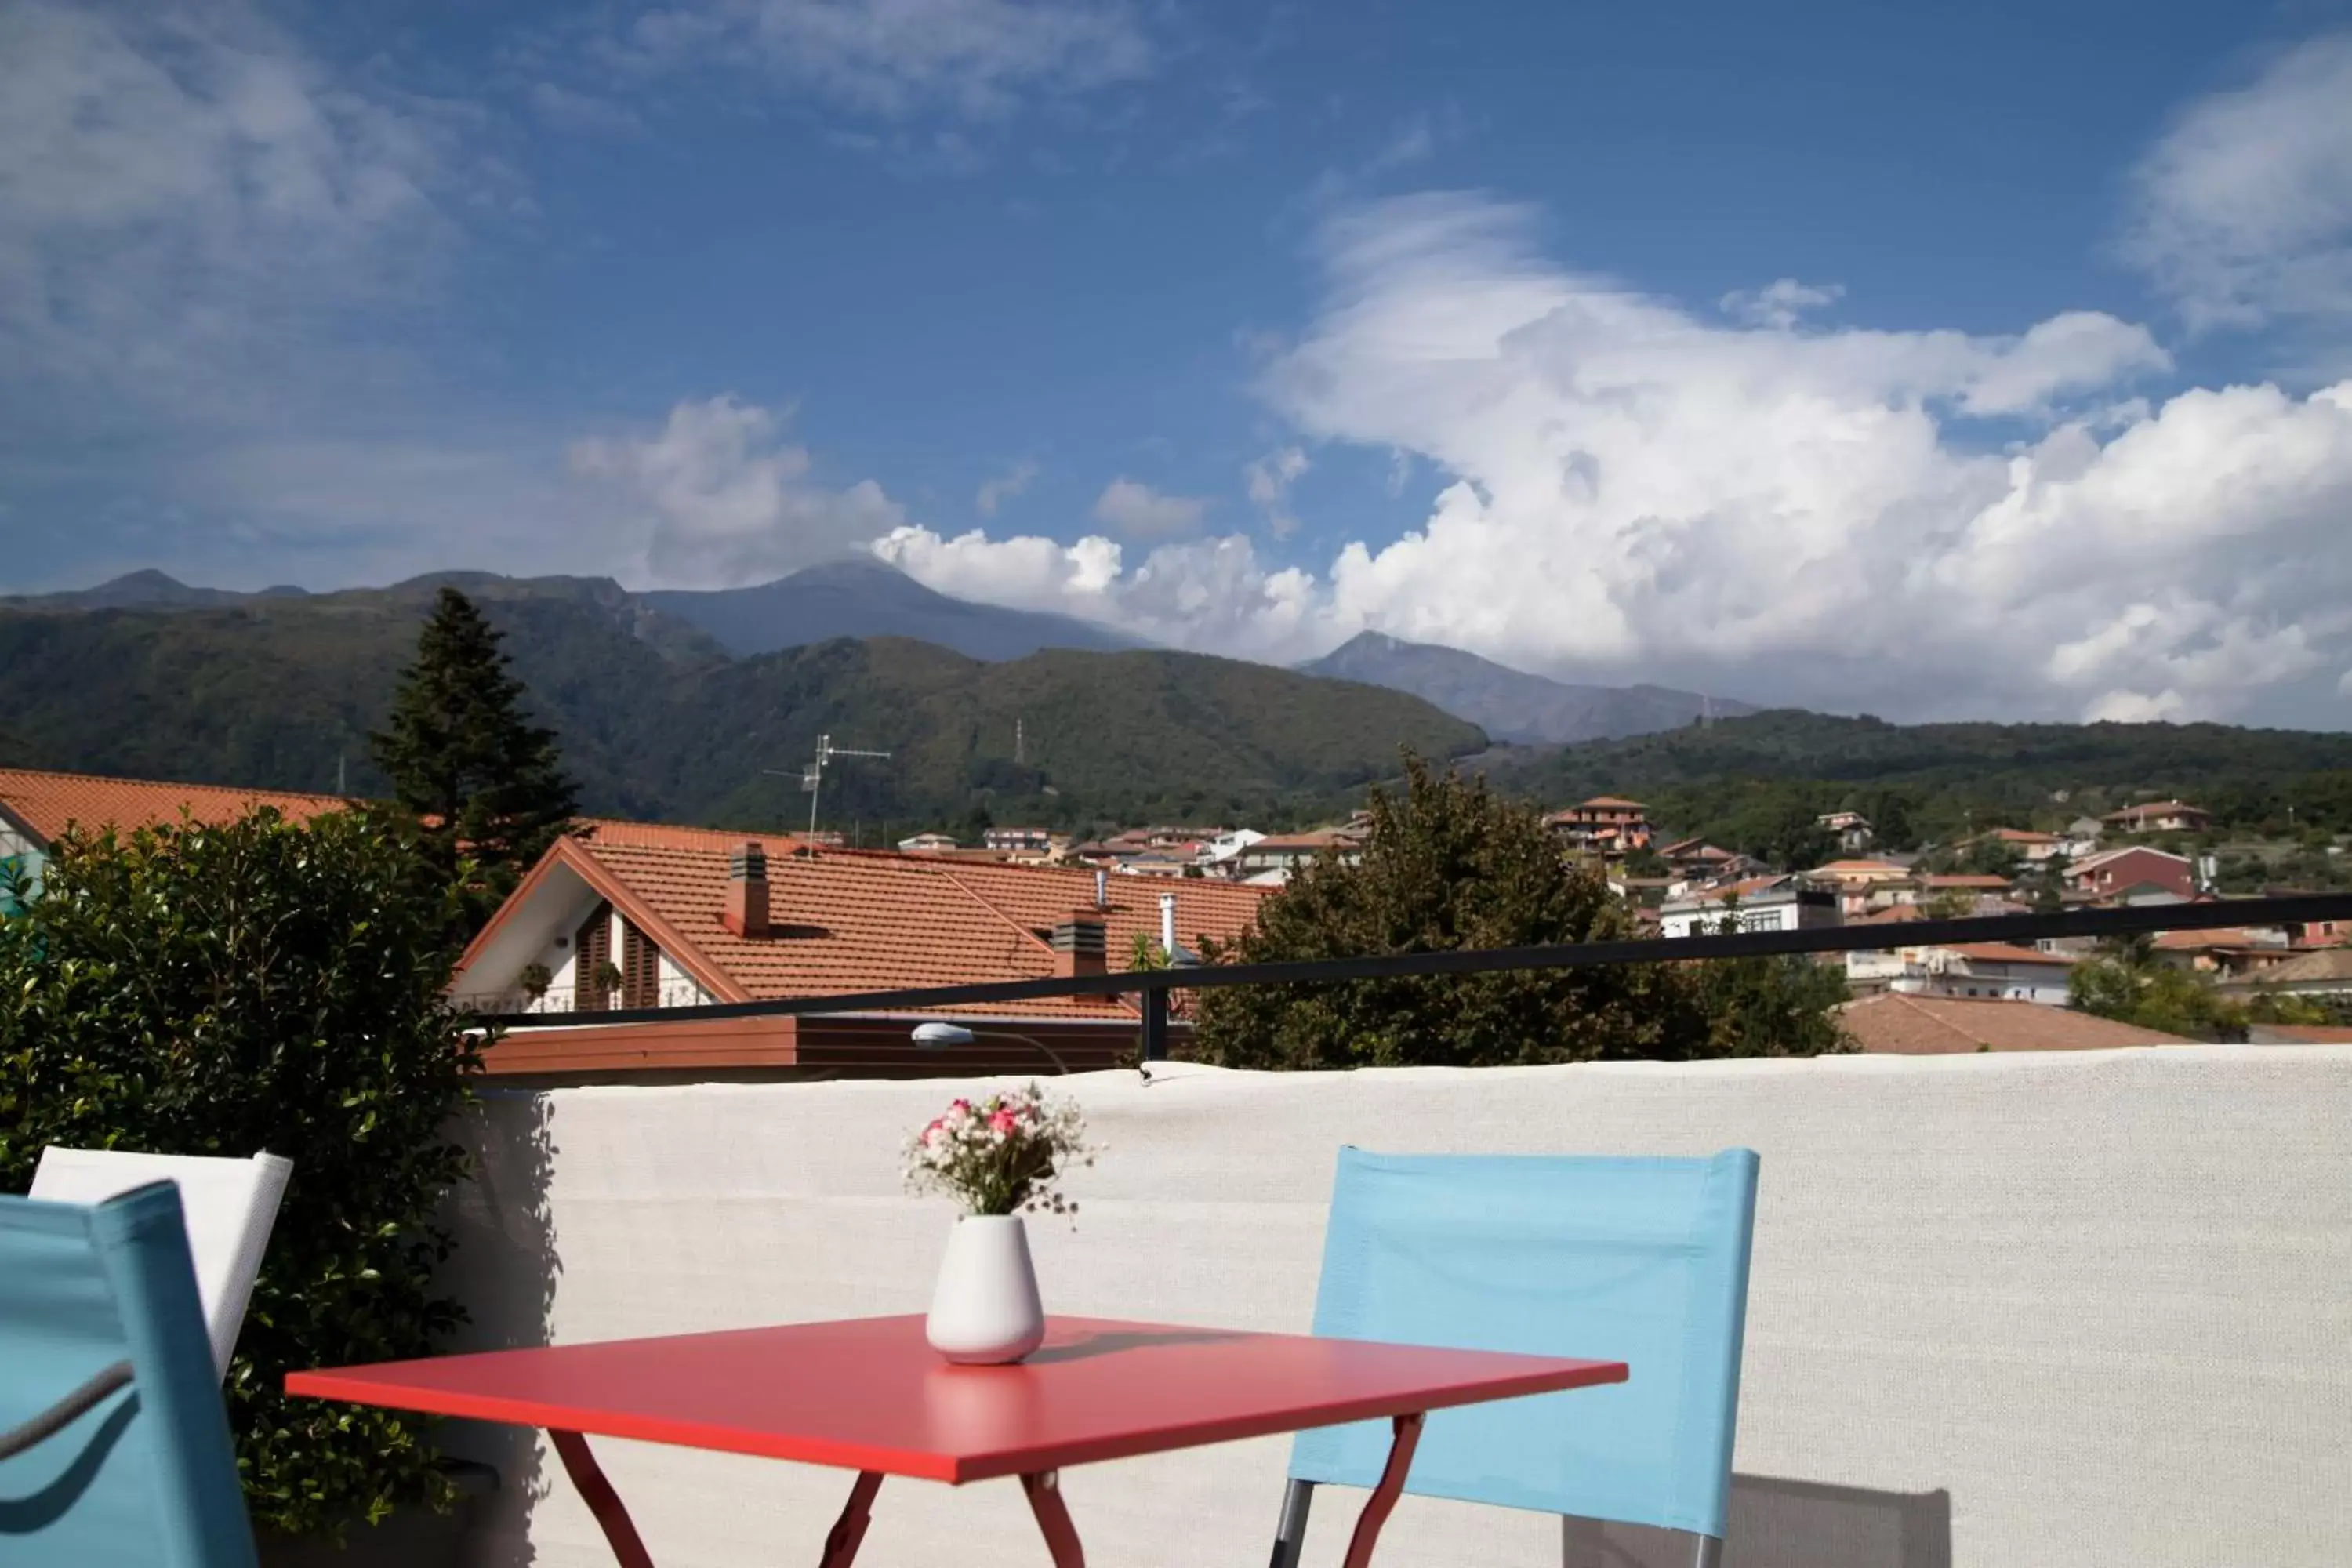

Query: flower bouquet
<box><xmin>906</xmin><ymin>1084</ymin><xmax>1094</xmax><ymax>1363</ymax></box>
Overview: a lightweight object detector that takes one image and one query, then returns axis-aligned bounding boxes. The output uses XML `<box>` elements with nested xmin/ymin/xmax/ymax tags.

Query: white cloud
<box><xmin>1720</xmin><ymin>278</ymin><xmax>1843</xmax><ymax>329</ymax></box>
<box><xmin>2125</xmin><ymin>33</ymin><xmax>2352</xmax><ymax>349</ymax></box>
<box><xmin>975</xmin><ymin>458</ymin><xmax>1039</xmax><ymax>517</ymax></box>
<box><xmin>874</xmin><ymin>524</ymin><xmax>1321</xmax><ymax>659</ymax></box>
<box><xmin>528</xmin><ymin>81</ymin><xmax>644</xmax><ymax>137</ymax></box>
<box><xmin>0</xmin><ymin>1</ymin><xmax>468</xmax><ymax>427</ymax></box>
<box><xmin>571</xmin><ymin>396</ymin><xmax>906</xmax><ymax>586</ymax></box>
<box><xmin>874</xmin><ymin>191</ymin><xmax>2352</xmax><ymax>725</ymax></box>
<box><xmin>608</xmin><ymin>0</ymin><xmax>1155</xmax><ymax>119</ymax></box>
<box><xmin>1242</xmin><ymin>445</ymin><xmax>1310</xmax><ymax>536</ymax></box>
<box><xmin>1090</xmin><ymin>477</ymin><xmax>1208</xmax><ymax>537</ymax></box>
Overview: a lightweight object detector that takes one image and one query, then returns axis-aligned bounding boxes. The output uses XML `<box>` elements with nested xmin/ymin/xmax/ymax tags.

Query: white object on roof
<box><xmin>31</xmin><ymin>1145</ymin><xmax>293</xmax><ymax>1379</ymax></box>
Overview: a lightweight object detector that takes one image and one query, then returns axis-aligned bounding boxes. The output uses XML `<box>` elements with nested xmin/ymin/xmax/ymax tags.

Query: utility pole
<box><xmin>1015</xmin><ymin>716</ymin><xmax>1025</xmax><ymax>767</ymax></box>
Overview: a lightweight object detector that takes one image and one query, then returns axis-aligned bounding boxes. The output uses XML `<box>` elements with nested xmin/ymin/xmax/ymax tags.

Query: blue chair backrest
<box><xmin>0</xmin><ymin>1182</ymin><xmax>258</xmax><ymax>1568</ymax></box>
<box><xmin>1289</xmin><ymin>1146</ymin><xmax>1760</xmax><ymax>1541</ymax></box>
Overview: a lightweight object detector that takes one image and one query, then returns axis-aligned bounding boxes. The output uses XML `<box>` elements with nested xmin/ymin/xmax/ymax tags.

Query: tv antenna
<box><xmin>772</xmin><ymin>733</ymin><xmax>891</xmax><ymax>837</ymax></box>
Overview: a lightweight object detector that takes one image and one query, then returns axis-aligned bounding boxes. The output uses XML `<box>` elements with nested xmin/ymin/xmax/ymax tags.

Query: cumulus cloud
<box><xmin>975</xmin><ymin>458</ymin><xmax>1038</xmax><ymax>517</ymax></box>
<box><xmin>1720</xmin><ymin>278</ymin><xmax>1843</xmax><ymax>329</ymax></box>
<box><xmin>571</xmin><ymin>396</ymin><xmax>906</xmax><ymax>586</ymax></box>
<box><xmin>876</xmin><ymin>191</ymin><xmax>2352</xmax><ymax>724</ymax></box>
<box><xmin>1090</xmin><ymin>477</ymin><xmax>1208</xmax><ymax>537</ymax></box>
<box><xmin>608</xmin><ymin>0</ymin><xmax>1155</xmax><ymax>119</ymax></box>
<box><xmin>1242</xmin><ymin>445</ymin><xmax>1310</xmax><ymax>536</ymax></box>
<box><xmin>2125</xmin><ymin>33</ymin><xmax>2352</xmax><ymax>352</ymax></box>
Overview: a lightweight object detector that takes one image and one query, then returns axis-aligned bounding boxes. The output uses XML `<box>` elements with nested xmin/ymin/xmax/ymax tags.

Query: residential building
<box><xmin>2103</xmin><ymin>800</ymin><xmax>2212</xmax><ymax>835</ymax></box>
<box><xmin>2151</xmin><ymin>927</ymin><xmax>2296</xmax><ymax>978</ymax></box>
<box><xmin>1802</xmin><ymin>858</ymin><xmax>1919</xmax><ymax>919</ymax></box>
<box><xmin>1233</xmin><ymin>823</ymin><xmax>1370</xmax><ymax>885</ymax></box>
<box><xmin>1838</xmin><ymin>993</ymin><xmax>2189</xmax><ymax>1054</ymax></box>
<box><xmin>1849</xmin><ymin>941</ymin><xmax>2078</xmax><ymax>1004</ymax></box>
<box><xmin>1919</xmin><ymin>873</ymin><xmax>2019</xmax><ymax>898</ymax></box>
<box><xmin>895</xmin><ymin>832</ymin><xmax>960</xmax><ymax>853</ymax></box>
<box><xmin>1659</xmin><ymin>877</ymin><xmax>1840</xmax><ymax>938</ymax></box>
<box><xmin>1965</xmin><ymin>827</ymin><xmax>2065</xmax><ymax>863</ymax></box>
<box><xmin>0</xmin><ymin>765</ymin><xmax>350</xmax><ymax>910</ymax></box>
<box><xmin>1544</xmin><ymin>797</ymin><xmax>1652</xmax><ymax>854</ymax></box>
<box><xmin>982</xmin><ymin>826</ymin><xmax>1059</xmax><ymax>855</ymax></box>
<box><xmin>1199</xmin><ymin>828</ymin><xmax>1266</xmax><ymax>874</ymax></box>
<box><xmin>446</xmin><ymin>825</ymin><xmax>1273</xmax><ymax>1078</ymax></box>
<box><xmin>1816</xmin><ymin>811</ymin><xmax>1874</xmax><ymax>851</ymax></box>
<box><xmin>2064</xmin><ymin>845</ymin><xmax>2196</xmax><ymax>902</ymax></box>
<box><xmin>2217</xmin><ymin>946</ymin><xmax>2352</xmax><ymax>1001</ymax></box>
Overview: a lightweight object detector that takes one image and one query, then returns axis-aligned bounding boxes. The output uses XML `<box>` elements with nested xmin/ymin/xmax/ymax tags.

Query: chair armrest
<box><xmin>0</xmin><ymin>1359</ymin><xmax>133</xmax><ymax>1461</ymax></box>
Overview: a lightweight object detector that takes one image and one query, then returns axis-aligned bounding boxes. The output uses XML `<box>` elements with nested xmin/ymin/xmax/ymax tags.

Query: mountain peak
<box><xmin>1300</xmin><ymin>631</ymin><xmax>1756</xmax><ymax>745</ymax></box>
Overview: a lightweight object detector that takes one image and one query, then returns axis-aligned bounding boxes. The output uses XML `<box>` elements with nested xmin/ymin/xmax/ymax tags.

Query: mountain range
<box><xmin>0</xmin><ymin>573</ymin><xmax>1479</xmax><ymax>830</ymax></box>
<box><xmin>8</xmin><ymin>564</ymin><xmax>1766</xmax><ymax>748</ymax></box>
<box><xmin>1298</xmin><ymin>631</ymin><xmax>1755</xmax><ymax>746</ymax></box>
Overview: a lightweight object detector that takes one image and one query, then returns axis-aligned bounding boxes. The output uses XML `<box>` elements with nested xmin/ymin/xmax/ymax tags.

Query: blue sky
<box><xmin>3</xmin><ymin>0</ymin><xmax>2351</xmax><ymax>727</ymax></box>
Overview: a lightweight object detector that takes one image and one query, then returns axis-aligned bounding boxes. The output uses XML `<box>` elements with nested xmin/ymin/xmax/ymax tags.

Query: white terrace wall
<box><xmin>436</xmin><ymin>1047</ymin><xmax>2352</xmax><ymax>1568</ymax></box>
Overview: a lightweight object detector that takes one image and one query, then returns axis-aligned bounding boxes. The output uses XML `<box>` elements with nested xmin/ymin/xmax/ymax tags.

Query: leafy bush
<box><xmin>0</xmin><ymin>808</ymin><xmax>484</xmax><ymax>1536</ymax></box>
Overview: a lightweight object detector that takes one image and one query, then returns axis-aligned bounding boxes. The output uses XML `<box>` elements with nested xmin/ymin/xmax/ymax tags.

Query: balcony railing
<box><xmin>467</xmin><ymin>891</ymin><xmax>2352</xmax><ymax>1058</ymax></box>
<box><xmin>454</xmin><ymin>978</ymin><xmax>710</xmax><ymax>1016</ymax></box>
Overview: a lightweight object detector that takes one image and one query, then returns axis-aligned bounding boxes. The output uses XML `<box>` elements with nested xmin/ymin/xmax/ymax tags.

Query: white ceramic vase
<box><xmin>925</xmin><ymin>1213</ymin><xmax>1046</xmax><ymax>1365</ymax></box>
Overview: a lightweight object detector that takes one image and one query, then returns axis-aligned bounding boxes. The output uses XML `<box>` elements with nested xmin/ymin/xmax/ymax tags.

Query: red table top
<box><xmin>287</xmin><ymin>1315</ymin><xmax>1626</xmax><ymax>1483</ymax></box>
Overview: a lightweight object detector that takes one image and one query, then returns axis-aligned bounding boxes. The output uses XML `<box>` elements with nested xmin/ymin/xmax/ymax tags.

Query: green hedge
<box><xmin>0</xmin><ymin>808</ymin><xmax>484</xmax><ymax>1535</ymax></box>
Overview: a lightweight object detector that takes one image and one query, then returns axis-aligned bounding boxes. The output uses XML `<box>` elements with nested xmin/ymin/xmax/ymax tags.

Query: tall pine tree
<box><xmin>371</xmin><ymin>588</ymin><xmax>577</xmax><ymax>927</ymax></box>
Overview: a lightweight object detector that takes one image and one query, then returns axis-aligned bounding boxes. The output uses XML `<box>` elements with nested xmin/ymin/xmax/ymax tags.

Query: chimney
<box><xmin>1160</xmin><ymin>891</ymin><xmax>1177</xmax><ymax>958</ymax></box>
<box><xmin>1051</xmin><ymin>909</ymin><xmax>1107</xmax><ymax>980</ymax></box>
<box><xmin>723</xmin><ymin>841</ymin><xmax>770</xmax><ymax>938</ymax></box>
<box><xmin>1094</xmin><ymin>867</ymin><xmax>1109</xmax><ymax>909</ymax></box>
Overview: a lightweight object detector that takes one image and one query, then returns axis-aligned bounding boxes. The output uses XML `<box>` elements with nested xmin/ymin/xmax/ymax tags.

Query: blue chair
<box><xmin>1272</xmin><ymin>1147</ymin><xmax>1760</xmax><ymax>1568</ymax></box>
<box><xmin>0</xmin><ymin>1182</ymin><xmax>259</xmax><ymax>1567</ymax></box>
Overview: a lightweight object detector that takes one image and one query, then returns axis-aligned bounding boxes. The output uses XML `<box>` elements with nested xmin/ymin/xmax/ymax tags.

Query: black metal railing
<box><xmin>468</xmin><ymin>891</ymin><xmax>2352</xmax><ymax>1060</ymax></box>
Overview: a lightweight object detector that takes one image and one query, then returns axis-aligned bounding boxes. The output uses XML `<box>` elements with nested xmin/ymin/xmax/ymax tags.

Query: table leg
<box><xmin>1338</xmin><ymin>1412</ymin><xmax>1425</xmax><ymax>1568</ymax></box>
<box><xmin>1020</xmin><ymin>1469</ymin><xmax>1087</xmax><ymax>1567</ymax></box>
<box><xmin>550</xmin><ymin>1428</ymin><xmax>659</xmax><ymax>1568</ymax></box>
<box><xmin>817</xmin><ymin>1471</ymin><xmax>884</xmax><ymax>1568</ymax></box>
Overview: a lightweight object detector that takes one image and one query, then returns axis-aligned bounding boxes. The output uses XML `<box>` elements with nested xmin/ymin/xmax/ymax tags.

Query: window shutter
<box><xmin>575</xmin><ymin>903</ymin><xmax>612</xmax><ymax>1012</ymax></box>
<box><xmin>622</xmin><ymin>920</ymin><xmax>661</xmax><ymax>1010</ymax></box>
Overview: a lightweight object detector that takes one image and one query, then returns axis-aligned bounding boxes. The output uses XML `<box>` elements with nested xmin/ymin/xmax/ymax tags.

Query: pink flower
<box><xmin>989</xmin><ymin>1109</ymin><xmax>1018</xmax><ymax>1134</ymax></box>
<box><xmin>949</xmin><ymin>1098</ymin><xmax>971</xmax><ymax>1113</ymax></box>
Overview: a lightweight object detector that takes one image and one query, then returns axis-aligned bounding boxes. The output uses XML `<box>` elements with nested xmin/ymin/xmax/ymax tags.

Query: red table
<box><xmin>287</xmin><ymin>1314</ymin><xmax>1626</xmax><ymax>1567</ymax></box>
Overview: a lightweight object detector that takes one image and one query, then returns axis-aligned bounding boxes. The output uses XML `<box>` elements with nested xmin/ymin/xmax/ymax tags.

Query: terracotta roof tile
<box><xmin>560</xmin><ymin>840</ymin><xmax>1273</xmax><ymax>1021</ymax></box>
<box><xmin>1839</xmin><ymin>993</ymin><xmax>2187</xmax><ymax>1054</ymax></box>
<box><xmin>0</xmin><ymin>766</ymin><xmax>350</xmax><ymax>845</ymax></box>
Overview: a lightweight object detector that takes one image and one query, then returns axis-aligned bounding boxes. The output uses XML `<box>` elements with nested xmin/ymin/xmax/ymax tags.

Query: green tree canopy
<box><xmin>0</xmin><ymin>808</ymin><xmax>483</xmax><ymax>1536</ymax></box>
<box><xmin>1192</xmin><ymin>754</ymin><xmax>1849</xmax><ymax>1068</ymax></box>
<box><xmin>2070</xmin><ymin>938</ymin><xmax>2251</xmax><ymax>1041</ymax></box>
<box><xmin>370</xmin><ymin>586</ymin><xmax>577</xmax><ymax>924</ymax></box>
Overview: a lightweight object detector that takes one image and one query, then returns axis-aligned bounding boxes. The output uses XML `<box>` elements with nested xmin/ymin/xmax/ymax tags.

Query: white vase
<box><xmin>926</xmin><ymin>1214</ymin><xmax>1047</xmax><ymax>1365</ymax></box>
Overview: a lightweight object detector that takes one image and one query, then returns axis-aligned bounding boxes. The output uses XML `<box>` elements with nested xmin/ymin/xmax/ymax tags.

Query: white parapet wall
<box><xmin>436</xmin><ymin>1046</ymin><xmax>2352</xmax><ymax>1568</ymax></box>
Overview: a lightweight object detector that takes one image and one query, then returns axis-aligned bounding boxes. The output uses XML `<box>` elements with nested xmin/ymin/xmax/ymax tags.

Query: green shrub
<box><xmin>0</xmin><ymin>808</ymin><xmax>484</xmax><ymax>1536</ymax></box>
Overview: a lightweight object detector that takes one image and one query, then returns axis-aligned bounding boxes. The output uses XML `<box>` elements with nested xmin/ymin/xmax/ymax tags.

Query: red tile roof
<box><xmin>0</xmin><ymin>766</ymin><xmax>350</xmax><ymax>846</ymax></box>
<box><xmin>463</xmin><ymin>838</ymin><xmax>1274</xmax><ymax>1022</ymax></box>
<box><xmin>1809</xmin><ymin>858</ymin><xmax>1911</xmax><ymax>878</ymax></box>
<box><xmin>1839</xmin><ymin>993</ymin><xmax>2187</xmax><ymax>1054</ymax></box>
<box><xmin>2151</xmin><ymin>927</ymin><xmax>2271</xmax><ymax>951</ymax></box>
<box><xmin>1922</xmin><ymin>874</ymin><xmax>2015</xmax><ymax>890</ymax></box>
